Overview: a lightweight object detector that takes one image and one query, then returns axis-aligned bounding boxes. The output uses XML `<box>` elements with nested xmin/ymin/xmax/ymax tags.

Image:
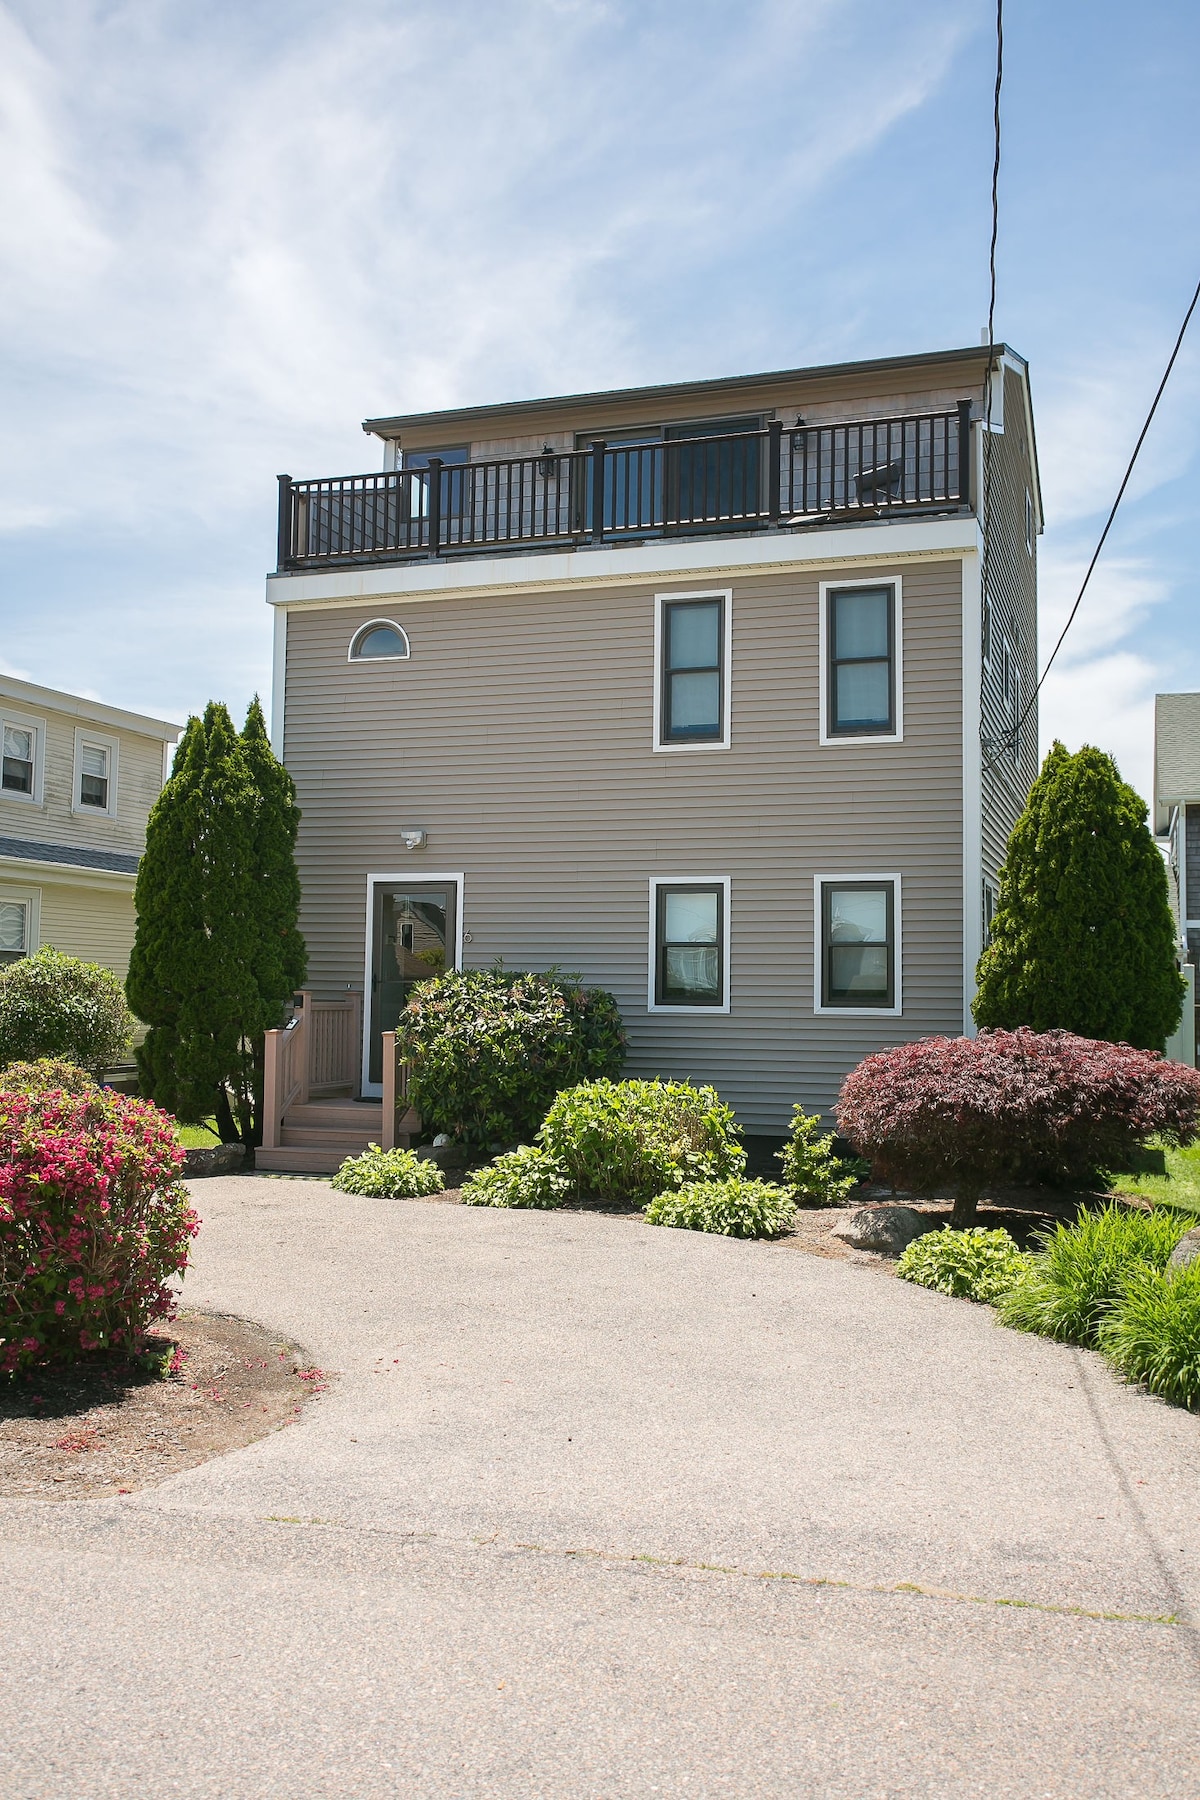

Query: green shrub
<box><xmin>646</xmin><ymin>1177</ymin><xmax>795</xmax><ymax>1239</ymax></box>
<box><xmin>778</xmin><ymin>1106</ymin><xmax>860</xmax><ymax>1207</ymax></box>
<box><xmin>330</xmin><ymin>1144</ymin><xmax>445</xmax><ymax>1199</ymax></box>
<box><xmin>1099</xmin><ymin>1262</ymin><xmax>1200</xmax><ymax>1410</ymax></box>
<box><xmin>395</xmin><ymin>967</ymin><xmax>626</xmax><ymax>1150</ymax></box>
<box><xmin>998</xmin><ymin>1203</ymin><xmax>1188</xmax><ymax>1347</ymax></box>
<box><xmin>896</xmin><ymin>1226</ymin><xmax>1032</xmax><ymax>1302</ymax></box>
<box><xmin>461</xmin><ymin>1144</ymin><xmax>570</xmax><ymax>1209</ymax></box>
<box><xmin>539</xmin><ymin>1078</ymin><xmax>744</xmax><ymax>1206</ymax></box>
<box><xmin>0</xmin><ymin>1058</ymin><xmax>98</xmax><ymax>1095</ymax></box>
<box><xmin>0</xmin><ymin>947</ymin><xmax>134</xmax><ymax>1073</ymax></box>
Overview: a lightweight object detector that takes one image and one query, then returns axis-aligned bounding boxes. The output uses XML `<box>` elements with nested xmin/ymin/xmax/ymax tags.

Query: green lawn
<box><xmin>1109</xmin><ymin>1141</ymin><xmax>1200</xmax><ymax>1217</ymax></box>
<box><xmin>174</xmin><ymin>1118</ymin><xmax>223</xmax><ymax>1148</ymax></box>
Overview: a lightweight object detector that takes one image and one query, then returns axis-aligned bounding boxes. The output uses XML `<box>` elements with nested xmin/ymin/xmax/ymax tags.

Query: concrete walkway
<box><xmin>2</xmin><ymin>1174</ymin><xmax>1199</xmax><ymax>1796</ymax></box>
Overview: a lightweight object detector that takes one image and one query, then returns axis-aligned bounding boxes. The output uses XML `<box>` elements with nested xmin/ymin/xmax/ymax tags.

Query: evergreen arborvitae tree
<box><xmin>240</xmin><ymin>696</ymin><xmax>307</xmax><ymax>1134</ymax></box>
<box><xmin>128</xmin><ymin>701</ymin><xmax>294</xmax><ymax>1144</ymax></box>
<box><xmin>973</xmin><ymin>740</ymin><xmax>1184</xmax><ymax>1050</ymax></box>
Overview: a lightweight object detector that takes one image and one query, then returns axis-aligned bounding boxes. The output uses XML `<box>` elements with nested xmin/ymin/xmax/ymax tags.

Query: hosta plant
<box><xmin>778</xmin><ymin>1105</ymin><xmax>860</xmax><ymax>1207</ymax></box>
<box><xmin>836</xmin><ymin>1029</ymin><xmax>1200</xmax><ymax>1227</ymax></box>
<box><xmin>645</xmin><ymin>1178</ymin><xmax>795</xmax><ymax>1240</ymax></box>
<box><xmin>539</xmin><ymin>1078</ymin><xmax>745</xmax><ymax>1206</ymax></box>
<box><xmin>896</xmin><ymin>1226</ymin><xmax>1032</xmax><ymax>1303</ymax></box>
<box><xmin>998</xmin><ymin>1203</ymin><xmax>1188</xmax><ymax>1347</ymax></box>
<box><xmin>0</xmin><ymin>1084</ymin><xmax>198</xmax><ymax>1373</ymax></box>
<box><xmin>330</xmin><ymin>1145</ymin><xmax>445</xmax><ymax>1199</ymax></box>
<box><xmin>1099</xmin><ymin>1262</ymin><xmax>1200</xmax><ymax>1411</ymax></box>
<box><xmin>460</xmin><ymin>1144</ymin><xmax>570</xmax><ymax>1209</ymax></box>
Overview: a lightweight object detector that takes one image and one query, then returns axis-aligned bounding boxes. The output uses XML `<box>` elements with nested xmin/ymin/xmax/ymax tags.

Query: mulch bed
<box><xmin>0</xmin><ymin>1309</ymin><xmax>330</xmax><ymax>1501</ymax></box>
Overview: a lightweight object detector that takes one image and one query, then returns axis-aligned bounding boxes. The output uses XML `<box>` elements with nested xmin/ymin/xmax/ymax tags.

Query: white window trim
<box><xmin>0</xmin><ymin>884</ymin><xmax>41</xmax><ymax>959</ymax></box>
<box><xmin>360</xmin><ymin>871</ymin><xmax>464</xmax><ymax>1095</ymax></box>
<box><xmin>652</xmin><ymin>588</ymin><xmax>733</xmax><ymax>753</ymax></box>
<box><xmin>813</xmin><ymin>872</ymin><xmax>902</xmax><ymax>1017</ymax></box>
<box><xmin>348</xmin><ymin>619</ymin><xmax>412</xmax><ymax>663</ymax></box>
<box><xmin>72</xmin><ymin>726</ymin><xmax>120</xmax><ymax>819</ymax></box>
<box><xmin>0</xmin><ymin>708</ymin><xmax>45</xmax><ymax>807</ymax></box>
<box><xmin>647</xmin><ymin>875</ymin><xmax>731</xmax><ymax>1014</ymax></box>
<box><xmin>818</xmin><ymin>576</ymin><xmax>904</xmax><ymax>746</ymax></box>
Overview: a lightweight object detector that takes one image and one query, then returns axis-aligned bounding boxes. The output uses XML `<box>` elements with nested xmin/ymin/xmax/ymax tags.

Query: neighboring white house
<box><xmin>1155</xmin><ymin>690</ymin><xmax>1200</xmax><ymax>1066</ymax></box>
<box><xmin>0</xmin><ymin>674</ymin><xmax>181</xmax><ymax>979</ymax></box>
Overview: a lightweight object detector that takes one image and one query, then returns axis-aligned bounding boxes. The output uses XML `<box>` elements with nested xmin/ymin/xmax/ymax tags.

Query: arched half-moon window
<box><xmin>348</xmin><ymin>620</ymin><xmax>411</xmax><ymax>662</ymax></box>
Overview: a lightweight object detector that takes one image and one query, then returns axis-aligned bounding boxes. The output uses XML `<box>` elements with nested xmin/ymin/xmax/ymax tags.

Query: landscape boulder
<box><xmin>1167</xmin><ymin>1225</ymin><xmax>1200</xmax><ymax>1272</ymax></box>
<box><xmin>832</xmin><ymin>1204</ymin><xmax>932</xmax><ymax>1255</ymax></box>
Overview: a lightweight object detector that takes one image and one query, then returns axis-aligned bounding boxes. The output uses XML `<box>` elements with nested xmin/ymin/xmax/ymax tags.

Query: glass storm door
<box><xmin>368</xmin><ymin>883</ymin><xmax>456</xmax><ymax>1086</ymax></box>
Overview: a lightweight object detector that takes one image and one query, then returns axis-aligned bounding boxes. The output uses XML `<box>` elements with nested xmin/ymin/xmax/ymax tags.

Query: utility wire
<box><xmin>1024</xmin><ymin>271</ymin><xmax>1200</xmax><ymax>719</ymax></box>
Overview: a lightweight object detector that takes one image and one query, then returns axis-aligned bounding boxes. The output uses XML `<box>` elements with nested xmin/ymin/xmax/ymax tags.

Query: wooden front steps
<box><xmin>255</xmin><ymin>1097</ymin><xmax>420</xmax><ymax>1175</ymax></box>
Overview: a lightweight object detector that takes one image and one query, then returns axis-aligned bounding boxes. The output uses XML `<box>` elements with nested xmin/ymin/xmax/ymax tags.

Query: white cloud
<box><xmin>1039</xmin><ymin>649</ymin><xmax>1165</xmax><ymax>812</ymax></box>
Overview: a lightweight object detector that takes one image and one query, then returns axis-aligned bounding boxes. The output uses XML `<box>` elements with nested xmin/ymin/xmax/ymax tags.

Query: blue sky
<box><xmin>2</xmin><ymin>0</ymin><xmax>1197</xmax><ymax>805</ymax></box>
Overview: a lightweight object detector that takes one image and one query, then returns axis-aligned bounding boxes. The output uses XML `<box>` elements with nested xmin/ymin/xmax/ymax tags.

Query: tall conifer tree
<box><xmin>128</xmin><ymin>699</ymin><xmax>305</xmax><ymax>1143</ymax></box>
<box><xmin>973</xmin><ymin>741</ymin><xmax>1184</xmax><ymax>1049</ymax></box>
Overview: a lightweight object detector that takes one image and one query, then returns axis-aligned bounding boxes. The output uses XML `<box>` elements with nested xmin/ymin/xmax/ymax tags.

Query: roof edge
<box><xmin>0</xmin><ymin>674</ymin><xmax>182</xmax><ymax>741</ymax></box>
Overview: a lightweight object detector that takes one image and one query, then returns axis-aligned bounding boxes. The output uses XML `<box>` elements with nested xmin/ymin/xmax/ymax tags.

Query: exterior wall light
<box><xmin>400</xmin><ymin>829</ymin><xmax>427</xmax><ymax>851</ymax></box>
<box><xmin>538</xmin><ymin>444</ymin><xmax>558</xmax><ymax>479</ymax></box>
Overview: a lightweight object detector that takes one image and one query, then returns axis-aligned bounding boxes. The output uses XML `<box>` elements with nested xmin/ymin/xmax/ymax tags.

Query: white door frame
<box><xmin>361</xmin><ymin>871</ymin><xmax>465</xmax><ymax>1096</ymax></box>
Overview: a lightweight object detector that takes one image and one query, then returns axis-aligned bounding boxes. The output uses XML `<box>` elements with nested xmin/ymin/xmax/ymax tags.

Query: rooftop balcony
<box><xmin>276</xmin><ymin>402</ymin><xmax>973</xmax><ymax>572</ymax></box>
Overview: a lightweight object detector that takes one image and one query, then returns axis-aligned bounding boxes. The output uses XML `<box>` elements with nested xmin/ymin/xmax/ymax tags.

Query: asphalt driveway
<box><xmin>2</xmin><ymin>1173</ymin><xmax>1199</xmax><ymax>1797</ymax></box>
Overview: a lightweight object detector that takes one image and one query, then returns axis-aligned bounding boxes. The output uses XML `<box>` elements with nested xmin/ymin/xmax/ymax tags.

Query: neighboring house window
<box><xmin>816</xmin><ymin>877</ymin><xmax>899</xmax><ymax>1012</ymax></box>
<box><xmin>655</xmin><ymin>591</ymin><xmax>731</xmax><ymax>750</ymax></box>
<box><xmin>982</xmin><ymin>879</ymin><xmax>998</xmax><ymax>946</ymax></box>
<box><xmin>349</xmin><ymin>620</ymin><xmax>411</xmax><ymax>661</ymax></box>
<box><xmin>72</xmin><ymin>729</ymin><xmax>119</xmax><ymax>817</ymax></box>
<box><xmin>1</xmin><ymin>714</ymin><xmax>42</xmax><ymax>803</ymax></box>
<box><xmin>0</xmin><ymin>899</ymin><xmax>27</xmax><ymax>965</ymax></box>
<box><xmin>649</xmin><ymin>878</ymin><xmax>730</xmax><ymax>1010</ymax></box>
<box><xmin>3</xmin><ymin>725</ymin><xmax>35</xmax><ymax>795</ymax></box>
<box><xmin>820</xmin><ymin>580</ymin><xmax>901</xmax><ymax>742</ymax></box>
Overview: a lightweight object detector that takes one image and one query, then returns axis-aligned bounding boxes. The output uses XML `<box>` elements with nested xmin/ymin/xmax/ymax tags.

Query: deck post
<box><xmin>767</xmin><ymin>420</ymin><xmax>782</xmax><ymax>520</ymax></box>
<box><xmin>381</xmin><ymin>1030</ymin><xmax>398</xmax><ymax>1149</ymax></box>
<box><xmin>262</xmin><ymin>1031</ymin><xmax>282</xmax><ymax>1149</ymax></box>
<box><xmin>589</xmin><ymin>440</ymin><xmax>606</xmax><ymax>543</ymax></box>
<box><xmin>957</xmin><ymin>400</ymin><xmax>973</xmax><ymax>507</ymax></box>
<box><xmin>276</xmin><ymin>474</ymin><xmax>293</xmax><ymax>570</ymax></box>
<box><xmin>426</xmin><ymin>458</ymin><xmax>443</xmax><ymax>556</ymax></box>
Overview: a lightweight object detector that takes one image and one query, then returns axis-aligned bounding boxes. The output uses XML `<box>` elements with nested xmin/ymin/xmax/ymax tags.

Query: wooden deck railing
<box><xmin>262</xmin><ymin>989</ymin><xmax>365</xmax><ymax>1147</ymax></box>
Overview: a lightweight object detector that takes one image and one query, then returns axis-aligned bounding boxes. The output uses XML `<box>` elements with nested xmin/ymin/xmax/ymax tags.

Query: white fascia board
<box><xmin>0</xmin><ymin>674</ymin><xmax>182</xmax><ymax>742</ymax></box>
<box><xmin>270</xmin><ymin>606</ymin><xmax>288</xmax><ymax>759</ymax></box>
<box><xmin>0</xmin><ymin>853</ymin><xmax>137</xmax><ymax>892</ymax></box>
<box><xmin>266</xmin><ymin>515</ymin><xmax>980</xmax><ymax>614</ymax></box>
<box><xmin>961</xmin><ymin>547</ymin><xmax>983</xmax><ymax>1034</ymax></box>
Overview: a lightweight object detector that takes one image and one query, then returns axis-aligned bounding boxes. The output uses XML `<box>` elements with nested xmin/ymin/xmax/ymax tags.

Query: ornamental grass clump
<box><xmin>0</xmin><ymin>1083</ymin><xmax>198</xmax><ymax>1373</ymax></box>
<box><xmin>645</xmin><ymin>1177</ymin><xmax>795</xmax><ymax>1240</ymax></box>
<box><xmin>836</xmin><ymin>1029</ymin><xmax>1200</xmax><ymax>1227</ymax></box>
<box><xmin>1099</xmin><ymin>1262</ymin><xmax>1200</xmax><ymax>1411</ymax></box>
<box><xmin>777</xmin><ymin>1105</ymin><xmax>860</xmax><ymax>1207</ymax></box>
<box><xmin>330</xmin><ymin>1145</ymin><xmax>445</xmax><ymax>1199</ymax></box>
<box><xmin>460</xmin><ymin>1145</ymin><xmax>570</xmax><ymax>1209</ymax></box>
<box><xmin>896</xmin><ymin>1226</ymin><xmax>1031</xmax><ymax>1303</ymax></box>
<box><xmin>997</xmin><ymin>1203</ymin><xmax>1189</xmax><ymax>1348</ymax></box>
<box><xmin>539</xmin><ymin>1078</ymin><xmax>744</xmax><ymax>1206</ymax></box>
<box><xmin>395</xmin><ymin>967</ymin><xmax>626</xmax><ymax>1151</ymax></box>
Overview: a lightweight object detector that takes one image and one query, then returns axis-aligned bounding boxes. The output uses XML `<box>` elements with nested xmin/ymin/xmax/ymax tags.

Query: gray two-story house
<box><xmin>260</xmin><ymin>344</ymin><xmax>1040</xmax><ymax>1167</ymax></box>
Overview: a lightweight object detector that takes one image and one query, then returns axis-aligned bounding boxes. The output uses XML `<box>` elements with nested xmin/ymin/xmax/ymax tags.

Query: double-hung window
<box><xmin>656</xmin><ymin>592</ymin><xmax>730</xmax><ymax>748</ymax></box>
<box><xmin>1</xmin><ymin>715</ymin><xmax>41</xmax><ymax>802</ymax></box>
<box><xmin>651</xmin><ymin>879</ymin><xmax>729</xmax><ymax>1010</ymax></box>
<box><xmin>816</xmin><ymin>877</ymin><xmax>899</xmax><ymax>1013</ymax></box>
<box><xmin>0</xmin><ymin>899</ymin><xmax>28</xmax><ymax>966</ymax></box>
<box><xmin>73</xmin><ymin>729</ymin><xmax>118</xmax><ymax>817</ymax></box>
<box><xmin>822</xmin><ymin>581</ymin><xmax>899</xmax><ymax>740</ymax></box>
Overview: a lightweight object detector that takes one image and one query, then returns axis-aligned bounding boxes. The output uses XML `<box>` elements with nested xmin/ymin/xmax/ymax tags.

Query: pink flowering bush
<box><xmin>835</xmin><ymin>1029</ymin><xmax>1200</xmax><ymax>1226</ymax></box>
<box><xmin>0</xmin><ymin>1083</ymin><xmax>199</xmax><ymax>1373</ymax></box>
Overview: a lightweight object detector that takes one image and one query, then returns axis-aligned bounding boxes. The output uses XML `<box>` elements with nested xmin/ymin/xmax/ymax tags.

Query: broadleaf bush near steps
<box><xmin>997</xmin><ymin>1203</ymin><xmax>1189</xmax><ymax>1347</ymax></box>
<box><xmin>539</xmin><ymin>1078</ymin><xmax>744</xmax><ymax>1206</ymax></box>
<box><xmin>330</xmin><ymin>1145</ymin><xmax>445</xmax><ymax>1199</ymax></box>
<box><xmin>395</xmin><ymin>967</ymin><xmax>626</xmax><ymax>1150</ymax></box>
<box><xmin>896</xmin><ymin>1226</ymin><xmax>1032</xmax><ymax>1303</ymax></box>
<box><xmin>0</xmin><ymin>1058</ymin><xmax>98</xmax><ymax>1096</ymax></box>
<box><xmin>0</xmin><ymin>1084</ymin><xmax>198</xmax><ymax>1373</ymax></box>
<box><xmin>460</xmin><ymin>1144</ymin><xmax>570</xmax><ymax>1209</ymax></box>
<box><xmin>645</xmin><ymin>1177</ymin><xmax>795</xmax><ymax>1239</ymax></box>
<box><xmin>1098</xmin><ymin>1262</ymin><xmax>1200</xmax><ymax>1411</ymax></box>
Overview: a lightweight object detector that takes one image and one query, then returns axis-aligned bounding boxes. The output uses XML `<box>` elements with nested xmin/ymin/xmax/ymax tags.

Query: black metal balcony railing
<box><xmin>277</xmin><ymin>401</ymin><xmax>972</xmax><ymax>570</ymax></box>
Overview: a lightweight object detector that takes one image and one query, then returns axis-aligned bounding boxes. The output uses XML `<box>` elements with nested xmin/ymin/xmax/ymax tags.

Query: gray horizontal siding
<box><xmin>284</xmin><ymin>557</ymin><xmax>964</xmax><ymax>1129</ymax></box>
